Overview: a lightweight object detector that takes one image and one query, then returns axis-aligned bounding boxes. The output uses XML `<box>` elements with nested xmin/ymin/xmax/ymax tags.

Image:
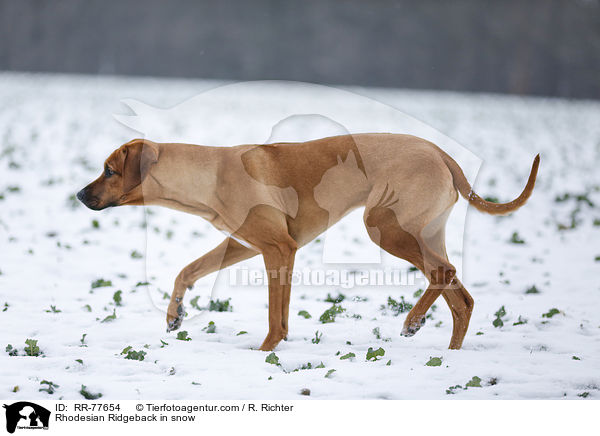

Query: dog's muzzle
<box><xmin>77</xmin><ymin>188</ymin><xmax>105</xmax><ymax>210</ymax></box>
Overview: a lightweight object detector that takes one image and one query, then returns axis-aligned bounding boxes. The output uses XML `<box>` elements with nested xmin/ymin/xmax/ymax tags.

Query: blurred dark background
<box><xmin>1</xmin><ymin>0</ymin><xmax>599</xmax><ymax>98</ymax></box>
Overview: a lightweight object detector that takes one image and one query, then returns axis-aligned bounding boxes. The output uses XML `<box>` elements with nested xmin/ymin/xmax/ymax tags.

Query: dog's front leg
<box><xmin>259</xmin><ymin>240</ymin><xmax>297</xmax><ymax>351</ymax></box>
<box><xmin>166</xmin><ymin>237</ymin><xmax>258</xmax><ymax>332</ymax></box>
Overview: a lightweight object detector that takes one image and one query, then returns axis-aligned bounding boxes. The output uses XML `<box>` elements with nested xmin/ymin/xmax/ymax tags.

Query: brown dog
<box><xmin>77</xmin><ymin>134</ymin><xmax>539</xmax><ymax>350</ymax></box>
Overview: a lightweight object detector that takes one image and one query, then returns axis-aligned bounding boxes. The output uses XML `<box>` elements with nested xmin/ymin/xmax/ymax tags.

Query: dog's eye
<box><xmin>104</xmin><ymin>166</ymin><xmax>115</xmax><ymax>177</ymax></box>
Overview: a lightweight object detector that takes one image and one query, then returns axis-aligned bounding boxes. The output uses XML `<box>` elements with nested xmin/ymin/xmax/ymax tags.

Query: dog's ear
<box><xmin>122</xmin><ymin>140</ymin><xmax>159</xmax><ymax>192</ymax></box>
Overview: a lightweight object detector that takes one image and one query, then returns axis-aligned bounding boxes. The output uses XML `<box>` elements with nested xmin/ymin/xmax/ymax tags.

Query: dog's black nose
<box><xmin>76</xmin><ymin>189</ymin><xmax>86</xmax><ymax>202</ymax></box>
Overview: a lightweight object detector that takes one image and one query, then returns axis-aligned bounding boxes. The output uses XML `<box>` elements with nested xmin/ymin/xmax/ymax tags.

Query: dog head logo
<box><xmin>3</xmin><ymin>402</ymin><xmax>50</xmax><ymax>433</ymax></box>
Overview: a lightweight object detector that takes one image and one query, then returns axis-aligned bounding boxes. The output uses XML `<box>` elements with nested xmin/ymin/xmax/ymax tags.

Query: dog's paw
<box><xmin>166</xmin><ymin>302</ymin><xmax>185</xmax><ymax>332</ymax></box>
<box><xmin>401</xmin><ymin>315</ymin><xmax>426</xmax><ymax>337</ymax></box>
<box><xmin>259</xmin><ymin>330</ymin><xmax>286</xmax><ymax>351</ymax></box>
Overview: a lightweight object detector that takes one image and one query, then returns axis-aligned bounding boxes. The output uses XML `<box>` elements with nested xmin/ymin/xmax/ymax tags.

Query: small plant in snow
<box><xmin>292</xmin><ymin>361</ymin><xmax>325</xmax><ymax>372</ymax></box>
<box><xmin>45</xmin><ymin>305</ymin><xmax>61</xmax><ymax>313</ymax></box>
<box><xmin>446</xmin><ymin>376</ymin><xmax>482</xmax><ymax>394</ymax></box>
<box><xmin>381</xmin><ymin>296</ymin><xmax>413</xmax><ymax>316</ymax></box>
<box><xmin>5</xmin><ymin>344</ymin><xmax>18</xmax><ymax>356</ymax></box>
<box><xmin>525</xmin><ymin>285</ymin><xmax>540</xmax><ymax>294</ymax></box>
<box><xmin>298</xmin><ymin>310</ymin><xmax>312</xmax><ymax>319</ymax></box>
<box><xmin>202</xmin><ymin>321</ymin><xmax>216</xmax><ymax>333</ymax></box>
<box><xmin>130</xmin><ymin>250</ymin><xmax>143</xmax><ymax>259</ymax></box>
<box><xmin>209</xmin><ymin>299</ymin><xmax>232</xmax><ymax>312</ymax></box>
<box><xmin>39</xmin><ymin>380</ymin><xmax>59</xmax><ymax>394</ymax></box>
<box><xmin>121</xmin><ymin>346</ymin><xmax>146</xmax><ymax>361</ymax></box>
<box><xmin>339</xmin><ymin>352</ymin><xmax>355</xmax><ymax>360</ymax></box>
<box><xmin>190</xmin><ymin>296</ymin><xmax>201</xmax><ymax>310</ymax></box>
<box><xmin>112</xmin><ymin>290</ymin><xmax>122</xmax><ymax>306</ymax></box>
<box><xmin>319</xmin><ymin>304</ymin><xmax>345</xmax><ymax>323</ymax></box>
<box><xmin>176</xmin><ymin>331</ymin><xmax>192</xmax><ymax>341</ymax></box>
<box><xmin>91</xmin><ymin>278</ymin><xmax>112</xmax><ymax>289</ymax></box>
<box><xmin>509</xmin><ymin>231</ymin><xmax>525</xmax><ymax>244</ymax></box>
<box><xmin>512</xmin><ymin>316</ymin><xmax>528</xmax><ymax>326</ymax></box>
<box><xmin>446</xmin><ymin>385</ymin><xmax>463</xmax><ymax>395</ymax></box>
<box><xmin>80</xmin><ymin>385</ymin><xmax>102</xmax><ymax>400</ymax></box>
<box><xmin>24</xmin><ymin>339</ymin><xmax>41</xmax><ymax>356</ymax></box>
<box><xmin>426</xmin><ymin>357</ymin><xmax>443</xmax><ymax>367</ymax></box>
<box><xmin>465</xmin><ymin>376</ymin><xmax>482</xmax><ymax>388</ymax></box>
<box><xmin>324</xmin><ymin>292</ymin><xmax>345</xmax><ymax>304</ymax></box>
<box><xmin>265</xmin><ymin>352</ymin><xmax>280</xmax><ymax>365</ymax></box>
<box><xmin>372</xmin><ymin>327</ymin><xmax>391</xmax><ymax>342</ymax></box>
<box><xmin>101</xmin><ymin>309</ymin><xmax>117</xmax><ymax>323</ymax></box>
<box><xmin>493</xmin><ymin>306</ymin><xmax>507</xmax><ymax>328</ymax></box>
<box><xmin>366</xmin><ymin>347</ymin><xmax>385</xmax><ymax>361</ymax></box>
<box><xmin>542</xmin><ymin>308</ymin><xmax>561</xmax><ymax>318</ymax></box>
<box><xmin>312</xmin><ymin>331</ymin><xmax>322</xmax><ymax>344</ymax></box>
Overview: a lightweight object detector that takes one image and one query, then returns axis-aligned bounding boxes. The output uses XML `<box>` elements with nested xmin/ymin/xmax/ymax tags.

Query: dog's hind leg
<box><xmin>364</xmin><ymin>187</ymin><xmax>473</xmax><ymax>349</ymax></box>
<box><xmin>166</xmin><ymin>237</ymin><xmax>258</xmax><ymax>332</ymax></box>
<box><xmin>424</xmin><ymin>223</ymin><xmax>475</xmax><ymax>349</ymax></box>
<box><xmin>441</xmin><ymin>283</ymin><xmax>474</xmax><ymax>349</ymax></box>
<box><xmin>364</xmin><ymin>202</ymin><xmax>440</xmax><ymax>333</ymax></box>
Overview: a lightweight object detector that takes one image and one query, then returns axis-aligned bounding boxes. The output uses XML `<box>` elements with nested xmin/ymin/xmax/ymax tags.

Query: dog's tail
<box><xmin>441</xmin><ymin>152</ymin><xmax>540</xmax><ymax>216</ymax></box>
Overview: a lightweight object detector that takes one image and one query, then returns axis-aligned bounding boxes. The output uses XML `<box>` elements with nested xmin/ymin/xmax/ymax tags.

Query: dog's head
<box><xmin>77</xmin><ymin>139</ymin><xmax>159</xmax><ymax>210</ymax></box>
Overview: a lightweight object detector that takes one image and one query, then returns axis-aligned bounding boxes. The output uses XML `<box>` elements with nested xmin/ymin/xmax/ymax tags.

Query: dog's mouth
<box><xmin>84</xmin><ymin>199</ymin><xmax>116</xmax><ymax>211</ymax></box>
<box><xmin>82</xmin><ymin>198</ymin><xmax>101</xmax><ymax>210</ymax></box>
<box><xmin>77</xmin><ymin>189</ymin><xmax>114</xmax><ymax>211</ymax></box>
<box><xmin>84</xmin><ymin>201</ymin><xmax>105</xmax><ymax>211</ymax></box>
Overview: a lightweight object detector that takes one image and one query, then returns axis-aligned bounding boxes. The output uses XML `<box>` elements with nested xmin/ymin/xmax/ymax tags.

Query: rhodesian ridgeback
<box><xmin>77</xmin><ymin>134</ymin><xmax>539</xmax><ymax>351</ymax></box>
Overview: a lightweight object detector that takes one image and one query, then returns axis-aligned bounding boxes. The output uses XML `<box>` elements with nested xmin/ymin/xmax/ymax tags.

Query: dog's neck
<box><xmin>142</xmin><ymin>143</ymin><xmax>224</xmax><ymax>222</ymax></box>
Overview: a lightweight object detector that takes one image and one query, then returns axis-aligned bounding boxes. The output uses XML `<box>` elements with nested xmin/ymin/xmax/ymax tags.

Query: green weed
<box><xmin>101</xmin><ymin>309</ymin><xmax>116</xmax><ymax>323</ymax></box>
<box><xmin>209</xmin><ymin>299</ymin><xmax>232</xmax><ymax>312</ymax></box>
<box><xmin>366</xmin><ymin>347</ymin><xmax>385</xmax><ymax>361</ymax></box>
<box><xmin>39</xmin><ymin>380</ymin><xmax>59</xmax><ymax>395</ymax></box>
<box><xmin>324</xmin><ymin>293</ymin><xmax>345</xmax><ymax>304</ymax></box>
<box><xmin>91</xmin><ymin>278</ymin><xmax>112</xmax><ymax>289</ymax></box>
<box><xmin>80</xmin><ymin>385</ymin><xmax>102</xmax><ymax>400</ymax></box>
<box><xmin>298</xmin><ymin>310</ymin><xmax>312</xmax><ymax>319</ymax></box>
<box><xmin>176</xmin><ymin>331</ymin><xmax>192</xmax><ymax>341</ymax></box>
<box><xmin>381</xmin><ymin>296</ymin><xmax>413</xmax><ymax>316</ymax></box>
<box><xmin>426</xmin><ymin>357</ymin><xmax>443</xmax><ymax>367</ymax></box>
<box><xmin>24</xmin><ymin>339</ymin><xmax>41</xmax><ymax>356</ymax></box>
<box><xmin>542</xmin><ymin>308</ymin><xmax>560</xmax><ymax>318</ymax></box>
<box><xmin>121</xmin><ymin>346</ymin><xmax>147</xmax><ymax>361</ymax></box>
<box><xmin>312</xmin><ymin>331</ymin><xmax>322</xmax><ymax>344</ymax></box>
<box><xmin>319</xmin><ymin>304</ymin><xmax>345</xmax><ymax>323</ymax></box>
<box><xmin>202</xmin><ymin>321</ymin><xmax>216</xmax><ymax>333</ymax></box>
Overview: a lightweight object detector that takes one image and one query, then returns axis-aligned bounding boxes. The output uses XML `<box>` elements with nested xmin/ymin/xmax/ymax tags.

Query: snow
<box><xmin>1</xmin><ymin>72</ymin><xmax>599</xmax><ymax>400</ymax></box>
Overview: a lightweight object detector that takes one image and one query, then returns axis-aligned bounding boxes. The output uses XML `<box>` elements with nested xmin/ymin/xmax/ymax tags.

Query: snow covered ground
<box><xmin>1</xmin><ymin>72</ymin><xmax>599</xmax><ymax>400</ymax></box>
